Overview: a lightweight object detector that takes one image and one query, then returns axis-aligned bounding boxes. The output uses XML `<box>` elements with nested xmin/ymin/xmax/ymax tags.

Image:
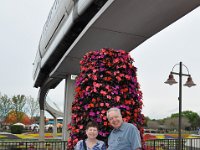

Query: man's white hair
<box><xmin>106</xmin><ymin>107</ymin><xmax>122</xmax><ymax>119</ymax></box>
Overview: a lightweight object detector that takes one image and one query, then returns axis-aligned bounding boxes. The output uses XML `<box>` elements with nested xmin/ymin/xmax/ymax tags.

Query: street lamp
<box><xmin>164</xmin><ymin>62</ymin><xmax>196</xmax><ymax>150</ymax></box>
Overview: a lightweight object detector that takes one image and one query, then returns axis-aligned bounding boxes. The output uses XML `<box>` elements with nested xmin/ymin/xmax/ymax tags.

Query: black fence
<box><xmin>0</xmin><ymin>141</ymin><xmax>67</xmax><ymax>150</ymax></box>
<box><xmin>145</xmin><ymin>138</ymin><xmax>200</xmax><ymax>150</ymax></box>
<box><xmin>0</xmin><ymin>138</ymin><xmax>200</xmax><ymax>150</ymax></box>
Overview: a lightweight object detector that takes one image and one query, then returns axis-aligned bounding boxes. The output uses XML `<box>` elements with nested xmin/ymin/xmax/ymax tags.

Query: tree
<box><xmin>0</xmin><ymin>94</ymin><xmax>13</xmax><ymax>122</ymax></box>
<box><xmin>4</xmin><ymin>110</ymin><xmax>31</xmax><ymax>125</ymax></box>
<box><xmin>181</xmin><ymin>117</ymin><xmax>191</xmax><ymax>129</ymax></box>
<box><xmin>147</xmin><ymin>120</ymin><xmax>160</xmax><ymax>129</ymax></box>
<box><xmin>164</xmin><ymin>117</ymin><xmax>190</xmax><ymax>130</ymax></box>
<box><xmin>164</xmin><ymin>117</ymin><xmax>178</xmax><ymax>130</ymax></box>
<box><xmin>25</xmin><ymin>96</ymin><xmax>39</xmax><ymax>123</ymax></box>
<box><xmin>12</xmin><ymin>95</ymin><xmax>26</xmax><ymax>123</ymax></box>
<box><xmin>143</xmin><ymin>116</ymin><xmax>150</xmax><ymax>127</ymax></box>
<box><xmin>67</xmin><ymin>48</ymin><xmax>144</xmax><ymax>149</ymax></box>
<box><xmin>171</xmin><ymin>110</ymin><xmax>200</xmax><ymax>129</ymax></box>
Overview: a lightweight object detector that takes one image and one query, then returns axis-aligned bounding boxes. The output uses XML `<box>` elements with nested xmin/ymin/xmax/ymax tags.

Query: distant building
<box><xmin>46</xmin><ymin>118</ymin><xmax>63</xmax><ymax>125</ymax></box>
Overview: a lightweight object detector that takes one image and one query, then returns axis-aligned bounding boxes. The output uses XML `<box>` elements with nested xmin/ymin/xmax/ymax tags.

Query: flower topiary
<box><xmin>67</xmin><ymin>48</ymin><xmax>144</xmax><ymax>149</ymax></box>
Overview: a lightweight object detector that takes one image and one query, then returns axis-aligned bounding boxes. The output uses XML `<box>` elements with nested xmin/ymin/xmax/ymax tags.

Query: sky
<box><xmin>0</xmin><ymin>1</ymin><xmax>200</xmax><ymax>119</ymax></box>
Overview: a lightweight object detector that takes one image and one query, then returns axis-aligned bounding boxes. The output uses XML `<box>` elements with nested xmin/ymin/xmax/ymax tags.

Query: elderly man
<box><xmin>107</xmin><ymin>107</ymin><xmax>141</xmax><ymax>150</ymax></box>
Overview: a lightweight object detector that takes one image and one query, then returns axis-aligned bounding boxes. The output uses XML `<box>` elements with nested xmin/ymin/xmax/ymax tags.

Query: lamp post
<box><xmin>164</xmin><ymin>62</ymin><xmax>196</xmax><ymax>150</ymax></box>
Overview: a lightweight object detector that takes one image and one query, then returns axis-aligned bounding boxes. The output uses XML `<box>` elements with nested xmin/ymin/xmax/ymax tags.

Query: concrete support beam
<box><xmin>53</xmin><ymin>117</ymin><xmax>58</xmax><ymax>138</ymax></box>
<box><xmin>38</xmin><ymin>78</ymin><xmax>62</xmax><ymax>141</ymax></box>
<box><xmin>39</xmin><ymin>109</ymin><xmax>45</xmax><ymax>141</ymax></box>
<box><xmin>62</xmin><ymin>75</ymin><xmax>75</xmax><ymax>141</ymax></box>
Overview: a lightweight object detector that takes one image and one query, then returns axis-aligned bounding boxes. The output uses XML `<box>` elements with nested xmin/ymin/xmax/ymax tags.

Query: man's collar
<box><xmin>113</xmin><ymin>122</ymin><xmax>125</xmax><ymax>132</ymax></box>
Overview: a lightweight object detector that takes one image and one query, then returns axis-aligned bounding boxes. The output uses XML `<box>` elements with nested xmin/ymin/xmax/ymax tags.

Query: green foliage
<box><xmin>0</xmin><ymin>93</ymin><xmax>39</xmax><ymax>125</ymax></box>
<box><xmin>12</xmin><ymin>95</ymin><xmax>26</xmax><ymax>122</ymax></box>
<box><xmin>26</xmin><ymin>96</ymin><xmax>40</xmax><ymax>123</ymax></box>
<box><xmin>10</xmin><ymin>125</ymin><xmax>24</xmax><ymax>134</ymax></box>
<box><xmin>171</xmin><ymin>110</ymin><xmax>200</xmax><ymax>128</ymax></box>
<box><xmin>0</xmin><ymin>94</ymin><xmax>13</xmax><ymax>120</ymax></box>
<box><xmin>143</xmin><ymin>116</ymin><xmax>150</xmax><ymax>127</ymax></box>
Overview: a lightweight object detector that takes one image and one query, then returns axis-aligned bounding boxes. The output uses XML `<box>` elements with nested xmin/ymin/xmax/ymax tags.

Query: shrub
<box><xmin>10</xmin><ymin>125</ymin><xmax>24</xmax><ymax>134</ymax></box>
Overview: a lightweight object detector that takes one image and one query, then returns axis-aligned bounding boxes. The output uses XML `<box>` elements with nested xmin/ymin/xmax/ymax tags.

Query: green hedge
<box><xmin>10</xmin><ymin>125</ymin><xmax>24</xmax><ymax>134</ymax></box>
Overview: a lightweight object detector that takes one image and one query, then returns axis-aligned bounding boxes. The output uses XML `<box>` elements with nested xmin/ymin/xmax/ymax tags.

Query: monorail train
<box><xmin>33</xmin><ymin>0</ymin><xmax>108</xmax><ymax>88</ymax></box>
<box><xmin>33</xmin><ymin>0</ymin><xmax>200</xmax><ymax>88</ymax></box>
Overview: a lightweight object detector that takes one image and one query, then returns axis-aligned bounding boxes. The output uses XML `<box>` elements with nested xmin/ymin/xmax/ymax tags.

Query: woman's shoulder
<box><xmin>97</xmin><ymin>140</ymin><xmax>105</xmax><ymax>145</ymax></box>
<box><xmin>75</xmin><ymin>140</ymin><xmax>84</xmax><ymax>150</ymax></box>
<box><xmin>78</xmin><ymin>139</ymin><xmax>84</xmax><ymax>142</ymax></box>
<box><xmin>97</xmin><ymin>140</ymin><xmax>106</xmax><ymax>150</ymax></box>
<box><xmin>76</xmin><ymin>140</ymin><xmax>84</xmax><ymax>144</ymax></box>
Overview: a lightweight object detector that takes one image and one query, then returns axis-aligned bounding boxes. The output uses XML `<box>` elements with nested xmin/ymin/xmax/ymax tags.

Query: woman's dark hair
<box><xmin>86</xmin><ymin>121</ymin><xmax>98</xmax><ymax>130</ymax></box>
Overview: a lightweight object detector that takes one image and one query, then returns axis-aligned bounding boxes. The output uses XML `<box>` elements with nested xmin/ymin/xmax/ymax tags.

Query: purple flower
<box><xmin>89</xmin><ymin>111</ymin><xmax>95</xmax><ymax>116</ymax></box>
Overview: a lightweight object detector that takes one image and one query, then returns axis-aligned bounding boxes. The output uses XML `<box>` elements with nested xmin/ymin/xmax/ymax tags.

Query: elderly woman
<box><xmin>74</xmin><ymin>121</ymin><xmax>106</xmax><ymax>150</ymax></box>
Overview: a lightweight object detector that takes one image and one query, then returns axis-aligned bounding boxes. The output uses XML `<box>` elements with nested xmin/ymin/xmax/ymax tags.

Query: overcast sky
<box><xmin>0</xmin><ymin>1</ymin><xmax>199</xmax><ymax>119</ymax></box>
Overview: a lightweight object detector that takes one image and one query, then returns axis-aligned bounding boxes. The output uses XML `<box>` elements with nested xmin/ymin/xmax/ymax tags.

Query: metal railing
<box><xmin>145</xmin><ymin>138</ymin><xmax>200</xmax><ymax>150</ymax></box>
<box><xmin>0</xmin><ymin>138</ymin><xmax>200</xmax><ymax>150</ymax></box>
<box><xmin>0</xmin><ymin>140</ymin><xmax>67</xmax><ymax>150</ymax></box>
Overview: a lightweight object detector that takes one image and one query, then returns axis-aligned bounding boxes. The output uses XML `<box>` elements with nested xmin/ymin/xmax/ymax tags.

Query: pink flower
<box><xmin>93</xmin><ymin>82</ymin><xmax>101</xmax><ymax>88</ymax></box>
<box><xmin>106</xmin><ymin>95</ymin><xmax>112</xmax><ymax>99</ymax></box>
<box><xmin>100</xmin><ymin>103</ymin><xmax>104</xmax><ymax>107</ymax></box>
<box><xmin>86</xmin><ymin>86</ymin><xmax>90</xmax><ymax>91</ymax></box>
<box><xmin>116</xmin><ymin>76</ymin><xmax>122</xmax><ymax>81</ymax></box>
<box><xmin>96</xmin><ymin>118</ymin><xmax>102</xmax><ymax>122</ymax></box>
<box><xmin>100</xmin><ymin>90</ymin><xmax>107</xmax><ymax>96</ymax></box>
<box><xmin>105</xmin><ymin>103</ymin><xmax>110</xmax><ymax>107</ymax></box>
<box><xmin>114</xmin><ymin>96</ymin><xmax>120</xmax><ymax>102</ymax></box>
<box><xmin>92</xmin><ymin>75</ymin><xmax>97</xmax><ymax>80</ymax></box>
<box><xmin>89</xmin><ymin>111</ymin><xmax>95</xmax><ymax>116</ymax></box>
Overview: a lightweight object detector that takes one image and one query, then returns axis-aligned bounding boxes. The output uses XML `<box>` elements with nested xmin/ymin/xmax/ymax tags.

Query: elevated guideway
<box><xmin>50</xmin><ymin>0</ymin><xmax>200</xmax><ymax>80</ymax></box>
<box><xmin>35</xmin><ymin>0</ymin><xmax>200</xmax><ymax>142</ymax></box>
